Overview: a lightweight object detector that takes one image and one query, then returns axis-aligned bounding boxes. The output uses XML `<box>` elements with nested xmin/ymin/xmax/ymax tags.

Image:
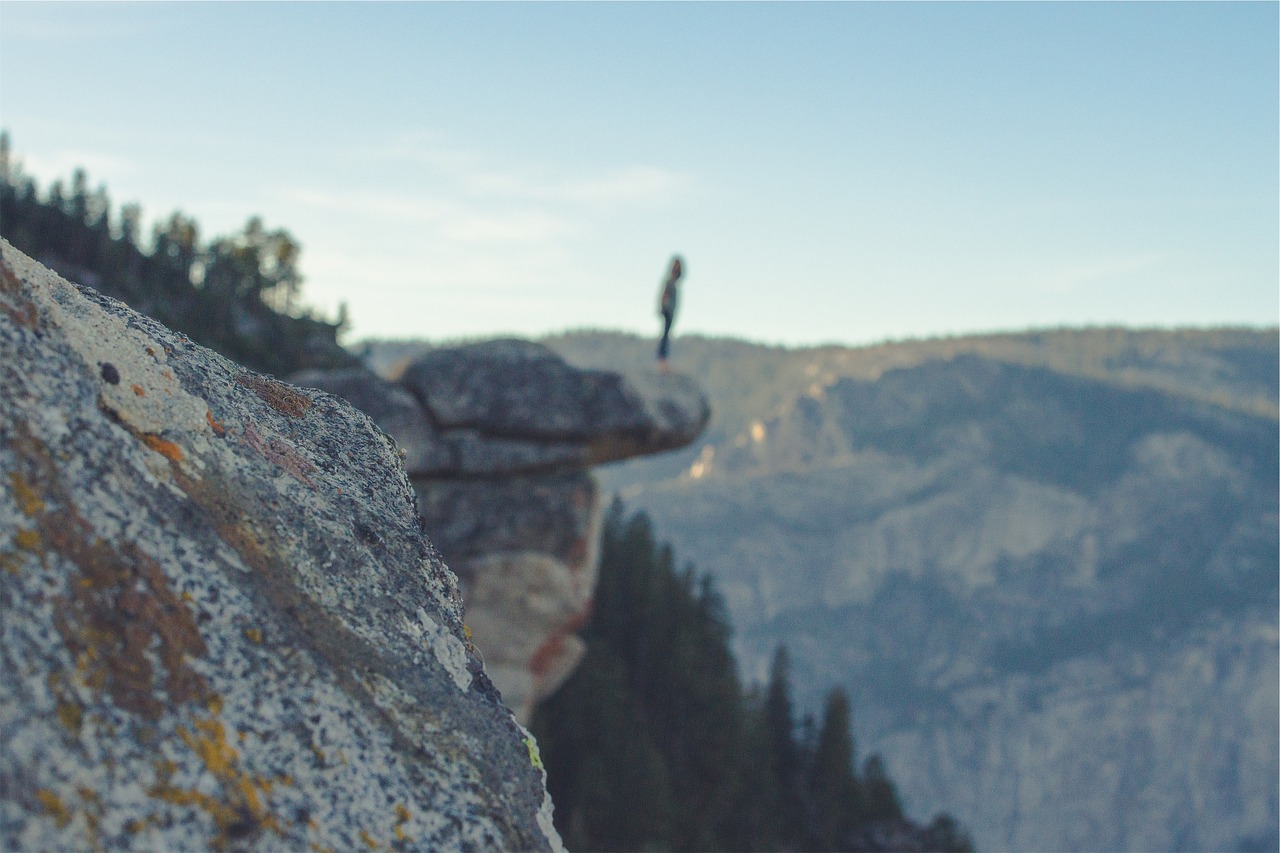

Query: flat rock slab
<box><xmin>399</xmin><ymin>338</ymin><xmax>710</xmax><ymax>460</ymax></box>
<box><xmin>0</xmin><ymin>240</ymin><xmax>562</xmax><ymax>852</ymax></box>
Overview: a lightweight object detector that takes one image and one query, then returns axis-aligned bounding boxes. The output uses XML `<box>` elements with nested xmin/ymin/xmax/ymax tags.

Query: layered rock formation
<box><xmin>293</xmin><ymin>340</ymin><xmax>710</xmax><ymax>724</ymax></box>
<box><xmin>0</xmin><ymin>240</ymin><xmax>562</xmax><ymax>851</ymax></box>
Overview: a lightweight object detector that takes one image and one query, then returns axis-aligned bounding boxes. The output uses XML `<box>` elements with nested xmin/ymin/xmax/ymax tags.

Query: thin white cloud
<box><xmin>1034</xmin><ymin>252</ymin><xmax>1164</xmax><ymax>294</ymax></box>
<box><xmin>348</xmin><ymin>131</ymin><xmax>689</xmax><ymax>209</ymax></box>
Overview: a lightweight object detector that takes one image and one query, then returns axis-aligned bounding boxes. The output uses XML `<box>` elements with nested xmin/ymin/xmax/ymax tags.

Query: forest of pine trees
<box><xmin>0</xmin><ymin>131</ymin><xmax>352</xmax><ymax>377</ymax></box>
<box><xmin>530</xmin><ymin>500</ymin><xmax>973</xmax><ymax>852</ymax></box>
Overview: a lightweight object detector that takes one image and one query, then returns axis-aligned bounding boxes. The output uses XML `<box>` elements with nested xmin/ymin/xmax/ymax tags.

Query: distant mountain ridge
<box><xmin>538</xmin><ymin>327</ymin><xmax>1277</xmax><ymax>853</ymax></box>
<box><xmin>360</xmin><ymin>326</ymin><xmax>1278</xmax><ymax>851</ymax></box>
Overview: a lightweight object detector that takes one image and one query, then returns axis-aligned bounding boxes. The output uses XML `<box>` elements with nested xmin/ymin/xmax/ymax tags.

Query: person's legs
<box><xmin>657</xmin><ymin>310</ymin><xmax>673</xmax><ymax>363</ymax></box>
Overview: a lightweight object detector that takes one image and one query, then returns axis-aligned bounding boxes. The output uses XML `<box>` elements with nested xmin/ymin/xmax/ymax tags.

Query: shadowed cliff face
<box><xmin>0</xmin><ymin>241</ymin><xmax>562</xmax><ymax>852</ymax></box>
<box><xmin>292</xmin><ymin>340</ymin><xmax>711</xmax><ymax>723</ymax></box>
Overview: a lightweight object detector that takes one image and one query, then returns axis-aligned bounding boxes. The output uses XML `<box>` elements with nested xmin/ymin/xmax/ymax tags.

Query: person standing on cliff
<box><xmin>657</xmin><ymin>254</ymin><xmax>684</xmax><ymax>372</ymax></box>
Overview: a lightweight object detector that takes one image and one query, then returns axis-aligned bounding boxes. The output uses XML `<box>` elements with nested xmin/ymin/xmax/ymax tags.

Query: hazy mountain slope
<box><xmin>538</xmin><ymin>327</ymin><xmax>1279</xmax><ymax>852</ymax></box>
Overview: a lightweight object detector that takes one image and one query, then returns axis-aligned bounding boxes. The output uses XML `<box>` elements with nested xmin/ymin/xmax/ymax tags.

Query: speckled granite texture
<box><xmin>0</xmin><ymin>239</ymin><xmax>562</xmax><ymax>852</ymax></box>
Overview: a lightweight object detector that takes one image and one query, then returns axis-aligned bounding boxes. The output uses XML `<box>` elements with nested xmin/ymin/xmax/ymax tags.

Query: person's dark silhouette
<box><xmin>657</xmin><ymin>254</ymin><xmax>684</xmax><ymax>371</ymax></box>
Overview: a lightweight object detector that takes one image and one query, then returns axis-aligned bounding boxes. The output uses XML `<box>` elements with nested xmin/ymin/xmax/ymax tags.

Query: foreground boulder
<box><xmin>293</xmin><ymin>341</ymin><xmax>710</xmax><ymax>722</ymax></box>
<box><xmin>0</xmin><ymin>240</ymin><xmax>562</xmax><ymax>852</ymax></box>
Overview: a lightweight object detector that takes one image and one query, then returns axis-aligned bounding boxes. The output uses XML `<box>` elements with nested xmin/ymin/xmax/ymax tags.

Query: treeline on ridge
<box><xmin>530</xmin><ymin>500</ymin><xmax>973</xmax><ymax>852</ymax></box>
<box><xmin>0</xmin><ymin>131</ymin><xmax>353</xmax><ymax>377</ymax></box>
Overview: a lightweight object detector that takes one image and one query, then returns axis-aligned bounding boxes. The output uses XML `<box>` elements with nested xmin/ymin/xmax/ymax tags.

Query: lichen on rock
<box><xmin>0</xmin><ymin>239</ymin><xmax>563</xmax><ymax>852</ymax></box>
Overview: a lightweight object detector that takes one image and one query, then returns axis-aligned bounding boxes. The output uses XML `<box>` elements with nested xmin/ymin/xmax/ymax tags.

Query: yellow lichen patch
<box><xmin>523</xmin><ymin>736</ymin><xmax>544</xmax><ymax>771</ymax></box>
<box><xmin>14</xmin><ymin>528</ymin><xmax>40</xmax><ymax>551</ymax></box>
<box><xmin>36</xmin><ymin>788</ymin><xmax>72</xmax><ymax>828</ymax></box>
<box><xmin>243</xmin><ymin>628</ymin><xmax>263</xmax><ymax>644</ymax></box>
<box><xmin>359</xmin><ymin>828</ymin><xmax>379</xmax><ymax>849</ymax></box>
<box><xmin>9</xmin><ymin>470</ymin><xmax>45</xmax><ymax>516</ymax></box>
<box><xmin>236</xmin><ymin>373</ymin><xmax>312</xmax><ymax>418</ymax></box>
<box><xmin>393</xmin><ymin>803</ymin><xmax>414</xmax><ymax>842</ymax></box>
<box><xmin>154</xmin><ymin>714</ymin><xmax>285</xmax><ymax>850</ymax></box>
<box><xmin>57</xmin><ymin>699</ymin><xmax>83</xmax><ymax>733</ymax></box>
<box><xmin>140</xmin><ymin>433</ymin><xmax>184</xmax><ymax>464</ymax></box>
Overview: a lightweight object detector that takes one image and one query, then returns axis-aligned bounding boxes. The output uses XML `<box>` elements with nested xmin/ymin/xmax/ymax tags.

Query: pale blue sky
<box><xmin>1</xmin><ymin>1</ymin><xmax>1276</xmax><ymax>347</ymax></box>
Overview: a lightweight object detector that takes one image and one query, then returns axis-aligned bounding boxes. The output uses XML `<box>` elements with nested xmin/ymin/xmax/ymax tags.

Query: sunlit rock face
<box><xmin>294</xmin><ymin>340</ymin><xmax>710</xmax><ymax>723</ymax></box>
<box><xmin>0</xmin><ymin>241</ymin><xmax>562</xmax><ymax>853</ymax></box>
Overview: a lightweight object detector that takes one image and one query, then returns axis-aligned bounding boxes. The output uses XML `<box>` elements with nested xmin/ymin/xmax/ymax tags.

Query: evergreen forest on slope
<box><xmin>530</xmin><ymin>500</ymin><xmax>972</xmax><ymax>852</ymax></box>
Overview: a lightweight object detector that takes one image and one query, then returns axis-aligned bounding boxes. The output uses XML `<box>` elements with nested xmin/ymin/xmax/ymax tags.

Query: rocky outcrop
<box><xmin>0</xmin><ymin>240</ymin><xmax>562</xmax><ymax>852</ymax></box>
<box><xmin>292</xmin><ymin>340</ymin><xmax>710</xmax><ymax>723</ymax></box>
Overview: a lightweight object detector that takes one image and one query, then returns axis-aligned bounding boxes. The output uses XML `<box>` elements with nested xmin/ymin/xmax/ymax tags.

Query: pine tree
<box><xmin>860</xmin><ymin>753</ymin><xmax>904</xmax><ymax>824</ymax></box>
<box><xmin>807</xmin><ymin>688</ymin><xmax>861</xmax><ymax>851</ymax></box>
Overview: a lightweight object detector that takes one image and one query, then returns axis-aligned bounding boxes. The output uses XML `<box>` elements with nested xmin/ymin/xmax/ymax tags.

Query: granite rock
<box><xmin>0</xmin><ymin>240</ymin><xmax>563</xmax><ymax>852</ymax></box>
<box><xmin>399</xmin><ymin>338</ymin><xmax>709</xmax><ymax>463</ymax></box>
<box><xmin>294</xmin><ymin>341</ymin><xmax>709</xmax><ymax>723</ymax></box>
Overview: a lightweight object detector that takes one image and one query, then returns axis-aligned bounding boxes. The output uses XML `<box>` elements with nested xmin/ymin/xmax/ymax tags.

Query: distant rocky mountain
<box><xmin>529</xmin><ymin>327</ymin><xmax>1278</xmax><ymax>853</ymax></box>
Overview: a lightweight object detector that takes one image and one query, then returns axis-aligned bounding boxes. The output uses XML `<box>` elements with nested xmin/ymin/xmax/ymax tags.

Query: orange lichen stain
<box><xmin>309</xmin><ymin>844</ymin><xmax>335</xmax><ymax>853</ymax></box>
<box><xmin>360</xmin><ymin>828</ymin><xmax>379</xmax><ymax>849</ymax></box>
<box><xmin>181</xmin><ymin>591</ymin><xmax>195</xmax><ymax>603</ymax></box>
<box><xmin>131</xmin><ymin>384</ymin><xmax>146</xmax><ymax>397</ymax></box>
<box><xmin>162</xmin><ymin>369</ymin><xmax>175</xmax><ymax>380</ymax></box>
<box><xmin>0</xmin><ymin>261</ymin><xmax>39</xmax><ymax>329</ymax></box>
<box><xmin>243</xmin><ymin>628</ymin><xmax>263</xmax><ymax>644</ymax></box>
<box><xmin>206</xmin><ymin>409</ymin><xmax>227</xmax><ymax>435</ymax></box>
<box><xmin>242</xmin><ymin>422</ymin><xmax>317</xmax><ymax>488</ymax></box>
<box><xmin>57</xmin><ymin>699</ymin><xmax>83</xmax><ymax>732</ymax></box>
<box><xmin>154</xmin><ymin>714</ymin><xmax>284</xmax><ymax>850</ymax></box>
<box><xmin>140</xmin><ymin>433</ymin><xmax>184</xmax><ymax>463</ymax></box>
<box><xmin>235</xmin><ymin>373</ymin><xmax>312</xmax><ymax>418</ymax></box>
<box><xmin>393</xmin><ymin>804</ymin><xmax>413</xmax><ymax>842</ymax></box>
<box><xmin>1</xmin><ymin>554</ymin><xmax>19</xmax><ymax>575</ymax></box>
<box><xmin>14</xmin><ymin>528</ymin><xmax>40</xmax><ymax>551</ymax></box>
<box><xmin>43</xmin><ymin>517</ymin><xmax>211</xmax><ymax>718</ymax></box>
<box><xmin>9</xmin><ymin>471</ymin><xmax>45</xmax><ymax>516</ymax></box>
<box><xmin>36</xmin><ymin>788</ymin><xmax>72</xmax><ymax>828</ymax></box>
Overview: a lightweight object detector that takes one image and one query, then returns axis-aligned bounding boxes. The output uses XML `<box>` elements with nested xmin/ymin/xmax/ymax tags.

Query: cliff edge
<box><xmin>293</xmin><ymin>340</ymin><xmax>711</xmax><ymax>723</ymax></box>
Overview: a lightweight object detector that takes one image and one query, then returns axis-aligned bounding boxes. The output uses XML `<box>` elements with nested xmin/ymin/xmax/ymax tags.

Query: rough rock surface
<box><xmin>293</xmin><ymin>340</ymin><xmax>710</xmax><ymax>723</ymax></box>
<box><xmin>0</xmin><ymin>240</ymin><xmax>562</xmax><ymax>852</ymax></box>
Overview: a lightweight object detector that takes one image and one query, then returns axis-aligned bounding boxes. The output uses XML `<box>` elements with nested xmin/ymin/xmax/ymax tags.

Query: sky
<box><xmin>0</xmin><ymin>1</ymin><xmax>1276</xmax><ymax>349</ymax></box>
